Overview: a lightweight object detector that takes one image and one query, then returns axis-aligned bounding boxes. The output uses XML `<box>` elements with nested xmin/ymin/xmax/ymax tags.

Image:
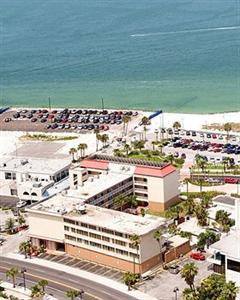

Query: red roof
<box><xmin>80</xmin><ymin>159</ymin><xmax>109</xmax><ymax>170</ymax></box>
<box><xmin>134</xmin><ymin>165</ymin><xmax>176</xmax><ymax>178</ymax></box>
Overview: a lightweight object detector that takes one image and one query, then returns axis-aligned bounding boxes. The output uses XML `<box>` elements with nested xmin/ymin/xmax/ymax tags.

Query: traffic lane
<box><xmin>0</xmin><ymin>258</ymin><xmax>136</xmax><ymax>300</ymax></box>
<box><xmin>0</xmin><ymin>269</ymin><xmax>67</xmax><ymax>300</ymax></box>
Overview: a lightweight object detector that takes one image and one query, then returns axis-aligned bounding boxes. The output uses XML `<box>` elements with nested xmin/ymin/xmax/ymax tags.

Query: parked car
<box><xmin>169</xmin><ymin>265</ymin><xmax>181</xmax><ymax>274</ymax></box>
<box><xmin>224</xmin><ymin>177</ymin><xmax>238</xmax><ymax>184</ymax></box>
<box><xmin>16</xmin><ymin>200</ymin><xmax>27</xmax><ymax>208</ymax></box>
<box><xmin>190</xmin><ymin>252</ymin><xmax>206</xmax><ymax>261</ymax></box>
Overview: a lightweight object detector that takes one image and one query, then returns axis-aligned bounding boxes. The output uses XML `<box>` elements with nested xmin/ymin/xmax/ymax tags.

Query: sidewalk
<box><xmin>3</xmin><ymin>252</ymin><xmax>157</xmax><ymax>300</ymax></box>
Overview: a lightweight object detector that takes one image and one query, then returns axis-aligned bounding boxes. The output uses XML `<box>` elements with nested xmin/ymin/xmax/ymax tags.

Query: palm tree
<box><xmin>101</xmin><ymin>134</ymin><xmax>109</xmax><ymax>147</ymax></box>
<box><xmin>167</xmin><ymin>154</ymin><xmax>174</xmax><ymax>165</ymax></box>
<box><xmin>126</xmin><ymin>195</ymin><xmax>138</xmax><ymax>209</ymax></box>
<box><xmin>6</xmin><ymin>268</ymin><xmax>19</xmax><ymax>288</ymax></box>
<box><xmin>141</xmin><ymin>116</ymin><xmax>149</xmax><ymax>126</ymax></box>
<box><xmin>195</xmin><ymin>204</ymin><xmax>209</xmax><ymax>227</ymax></box>
<box><xmin>153</xmin><ymin>229</ymin><xmax>163</xmax><ymax>264</ymax></box>
<box><xmin>222</xmin><ymin>157</ymin><xmax>228</xmax><ymax>173</ymax></box>
<box><xmin>66</xmin><ymin>289</ymin><xmax>80</xmax><ymax>300</ymax></box>
<box><xmin>94</xmin><ymin>128</ymin><xmax>100</xmax><ymax>151</ymax></box>
<box><xmin>122</xmin><ymin>115</ymin><xmax>131</xmax><ymax>136</ymax></box>
<box><xmin>30</xmin><ymin>284</ymin><xmax>42</xmax><ymax>298</ymax></box>
<box><xmin>223</xmin><ymin>123</ymin><xmax>232</xmax><ymax>141</ymax></box>
<box><xmin>124</xmin><ymin>143</ymin><xmax>131</xmax><ymax>156</ymax></box>
<box><xmin>38</xmin><ymin>279</ymin><xmax>48</xmax><ymax>293</ymax></box>
<box><xmin>154</xmin><ymin>129</ymin><xmax>159</xmax><ymax>142</ymax></box>
<box><xmin>215</xmin><ymin>210</ymin><xmax>231</xmax><ymax>232</ymax></box>
<box><xmin>113</xmin><ymin>195</ymin><xmax>127</xmax><ymax>211</ymax></box>
<box><xmin>219</xmin><ymin>281</ymin><xmax>239</xmax><ymax>300</ymax></box>
<box><xmin>140</xmin><ymin>208</ymin><xmax>145</xmax><ymax>217</ymax></box>
<box><xmin>184</xmin><ymin>197</ymin><xmax>195</xmax><ymax>216</ymax></box>
<box><xmin>180</xmin><ymin>262</ymin><xmax>198</xmax><ymax>292</ymax></box>
<box><xmin>69</xmin><ymin>148</ymin><xmax>77</xmax><ymax>162</ymax></box>
<box><xmin>122</xmin><ymin>272</ymin><xmax>138</xmax><ymax>291</ymax></box>
<box><xmin>5</xmin><ymin>217</ymin><xmax>15</xmax><ymax>234</ymax></box>
<box><xmin>173</xmin><ymin>121</ymin><xmax>181</xmax><ymax>131</ymax></box>
<box><xmin>113</xmin><ymin>149</ymin><xmax>122</xmax><ymax>157</ymax></box>
<box><xmin>133</xmin><ymin>140</ymin><xmax>145</xmax><ymax>152</ymax></box>
<box><xmin>151</xmin><ymin>141</ymin><xmax>158</xmax><ymax>151</ymax></box>
<box><xmin>129</xmin><ymin>234</ymin><xmax>140</xmax><ymax>274</ymax></box>
<box><xmin>77</xmin><ymin>143</ymin><xmax>88</xmax><ymax>158</ymax></box>
<box><xmin>18</xmin><ymin>214</ymin><xmax>25</xmax><ymax>228</ymax></box>
<box><xmin>143</xmin><ymin>126</ymin><xmax>147</xmax><ymax>141</ymax></box>
<box><xmin>19</xmin><ymin>241</ymin><xmax>31</xmax><ymax>259</ymax></box>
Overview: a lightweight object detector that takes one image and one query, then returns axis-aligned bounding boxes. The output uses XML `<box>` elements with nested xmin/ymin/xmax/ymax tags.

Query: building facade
<box><xmin>0</xmin><ymin>157</ymin><xmax>70</xmax><ymax>201</ymax></box>
<box><xmin>28</xmin><ymin>195</ymin><xmax>167</xmax><ymax>273</ymax></box>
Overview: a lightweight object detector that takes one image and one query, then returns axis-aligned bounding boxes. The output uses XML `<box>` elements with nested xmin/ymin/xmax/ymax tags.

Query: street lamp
<box><xmin>21</xmin><ymin>268</ymin><xmax>27</xmax><ymax>290</ymax></box>
<box><xmin>173</xmin><ymin>287</ymin><xmax>179</xmax><ymax>300</ymax></box>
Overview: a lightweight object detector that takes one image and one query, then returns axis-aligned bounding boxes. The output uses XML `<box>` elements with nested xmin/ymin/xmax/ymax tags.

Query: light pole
<box><xmin>173</xmin><ymin>287</ymin><xmax>179</xmax><ymax>300</ymax></box>
<box><xmin>21</xmin><ymin>268</ymin><xmax>27</xmax><ymax>290</ymax></box>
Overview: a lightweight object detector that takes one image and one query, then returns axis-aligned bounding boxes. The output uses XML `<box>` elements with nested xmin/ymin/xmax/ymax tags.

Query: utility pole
<box><xmin>101</xmin><ymin>97</ymin><xmax>104</xmax><ymax>110</ymax></box>
<box><xmin>48</xmin><ymin>96</ymin><xmax>51</xmax><ymax>111</ymax></box>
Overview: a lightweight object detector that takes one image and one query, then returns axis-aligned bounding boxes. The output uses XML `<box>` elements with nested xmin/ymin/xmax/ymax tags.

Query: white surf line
<box><xmin>131</xmin><ymin>25</ymin><xmax>240</xmax><ymax>37</ymax></box>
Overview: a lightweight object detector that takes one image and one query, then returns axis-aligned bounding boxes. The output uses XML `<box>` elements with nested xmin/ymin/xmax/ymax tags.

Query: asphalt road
<box><xmin>0</xmin><ymin>257</ymin><xmax>136</xmax><ymax>300</ymax></box>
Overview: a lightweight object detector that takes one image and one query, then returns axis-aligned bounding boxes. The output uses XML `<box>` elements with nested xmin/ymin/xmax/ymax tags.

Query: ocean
<box><xmin>0</xmin><ymin>0</ymin><xmax>239</xmax><ymax>113</ymax></box>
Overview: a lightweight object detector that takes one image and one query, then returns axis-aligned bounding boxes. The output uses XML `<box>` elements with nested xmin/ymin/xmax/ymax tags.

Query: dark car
<box><xmin>31</xmin><ymin>118</ymin><xmax>37</xmax><ymax>122</ymax></box>
<box><xmin>51</xmin><ymin>123</ymin><xmax>58</xmax><ymax>129</ymax></box>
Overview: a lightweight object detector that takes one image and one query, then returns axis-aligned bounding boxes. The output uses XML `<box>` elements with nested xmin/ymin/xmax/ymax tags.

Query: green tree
<box><xmin>129</xmin><ymin>234</ymin><xmax>140</xmax><ymax>274</ymax></box>
<box><xmin>183</xmin><ymin>197</ymin><xmax>196</xmax><ymax>216</ymax></box>
<box><xmin>122</xmin><ymin>272</ymin><xmax>138</xmax><ymax>291</ymax></box>
<box><xmin>94</xmin><ymin>128</ymin><xmax>100</xmax><ymax>151</ymax></box>
<box><xmin>126</xmin><ymin>195</ymin><xmax>138</xmax><ymax>209</ymax></box>
<box><xmin>215</xmin><ymin>210</ymin><xmax>232</xmax><ymax>232</ymax></box>
<box><xmin>153</xmin><ymin>229</ymin><xmax>163</xmax><ymax>264</ymax></box>
<box><xmin>124</xmin><ymin>143</ymin><xmax>131</xmax><ymax>156</ymax></box>
<box><xmin>195</xmin><ymin>204</ymin><xmax>208</xmax><ymax>227</ymax></box>
<box><xmin>223</xmin><ymin>123</ymin><xmax>232</xmax><ymax>141</ymax></box>
<box><xmin>122</xmin><ymin>115</ymin><xmax>131</xmax><ymax>135</ymax></box>
<box><xmin>69</xmin><ymin>148</ymin><xmax>77</xmax><ymax>162</ymax></box>
<box><xmin>140</xmin><ymin>208</ymin><xmax>145</xmax><ymax>217</ymax></box>
<box><xmin>173</xmin><ymin>121</ymin><xmax>181</xmax><ymax>131</ymax></box>
<box><xmin>38</xmin><ymin>279</ymin><xmax>48</xmax><ymax>293</ymax></box>
<box><xmin>18</xmin><ymin>214</ymin><xmax>26</xmax><ymax>227</ymax></box>
<box><xmin>78</xmin><ymin>143</ymin><xmax>88</xmax><ymax>158</ymax></box>
<box><xmin>19</xmin><ymin>241</ymin><xmax>31</xmax><ymax>259</ymax></box>
<box><xmin>5</xmin><ymin>218</ymin><xmax>15</xmax><ymax>234</ymax></box>
<box><xmin>218</xmin><ymin>281</ymin><xmax>239</xmax><ymax>300</ymax></box>
<box><xmin>181</xmin><ymin>263</ymin><xmax>198</xmax><ymax>293</ymax></box>
<box><xmin>66</xmin><ymin>289</ymin><xmax>80</xmax><ymax>300</ymax></box>
<box><xmin>167</xmin><ymin>154</ymin><xmax>174</xmax><ymax>165</ymax></box>
<box><xmin>197</xmin><ymin>229</ymin><xmax>220</xmax><ymax>251</ymax></box>
<box><xmin>30</xmin><ymin>284</ymin><xmax>42</xmax><ymax>298</ymax></box>
<box><xmin>101</xmin><ymin>134</ymin><xmax>109</xmax><ymax>147</ymax></box>
<box><xmin>113</xmin><ymin>195</ymin><xmax>127</xmax><ymax>211</ymax></box>
<box><xmin>6</xmin><ymin>268</ymin><xmax>19</xmax><ymax>288</ymax></box>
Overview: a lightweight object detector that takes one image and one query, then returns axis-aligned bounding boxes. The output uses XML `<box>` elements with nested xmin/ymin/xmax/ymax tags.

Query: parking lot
<box><xmin>38</xmin><ymin>252</ymin><xmax>124</xmax><ymax>282</ymax></box>
<box><xmin>139</xmin><ymin>257</ymin><xmax>213</xmax><ymax>300</ymax></box>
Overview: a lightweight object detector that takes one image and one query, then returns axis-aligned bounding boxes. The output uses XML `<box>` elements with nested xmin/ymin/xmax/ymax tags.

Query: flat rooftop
<box><xmin>0</xmin><ymin>157</ymin><xmax>70</xmax><ymax>175</ymax></box>
<box><xmin>69</xmin><ymin>163</ymin><xmax>135</xmax><ymax>200</ymax></box>
<box><xmin>29</xmin><ymin>194</ymin><xmax>166</xmax><ymax>236</ymax></box>
<box><xmin>211</xmin><ymin>230</ymin><xmax>240</xmax><ymax>260</ymax></box>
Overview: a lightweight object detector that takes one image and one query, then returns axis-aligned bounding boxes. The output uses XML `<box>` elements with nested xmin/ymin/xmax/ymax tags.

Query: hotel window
<box><xmin>89</xmin><ymin>225</ymin><xmax>97</xmax><ymax>230</ymax></box>
<box><xmin>114</xmin><ymin>239</ymin><xmax>126</xmax><ymax>246</ymax></box>
<box><xmin>102</xmin><ymin>236</ymin><xmax>110</xmax><ymax>242</ymax></box>
<box><xmin>116</xmin><ymin>249</ymin><xmax>128</xmax><ymax>256</ymax></box>
<box><xmin>84</xmin><ymin>240</ymin><xmax>89</xmax><ymax>245</ymax></box>
<box><xmin>77</xmin><ymin>238</ymin><xmax>83</xmax><ymax>243</ymax></box>
<box><xmin>90</xmin><ymin>241</ymin><xmax>102</xmax><ymax>248</ymax></box>
<box><xmin>103</xmin><ymin>245</ymin><xmax>115</xmax><ymax>252</ymax></box>
<box><xmin>129</xmin><ymin>243</ymin><xmax>139</xmax><ymax>250</ymax></box>
<box><xmin>115</xmin><ymin>231</ymin><xmax>123</xmax><ymax>237</ymax></box>
<box><xmin>71</xmin><ymin>228</ymin><xmax>76</xmax><ymax>233</ymax></box>
<box><xmin>227</xmin><ymin>259</ymin><xmax>240</xmax><ymax>273</ymax></box>
<box><xmin>64</xmin><ymin>226</ymin><xmax>69</xmax><ymax>231</ymax></box>
<box><xmin>65</xmin><ymin>235</ymin><xmax>76</xmax><ymax>241</ymax></box>
<box><xmin>81</xmin><ymin>222</ymin><xmax>88</xmax><ymax>228</ymax></box>
<box><xmin>89</xmin><ymin>232</ymin><xmax>101</xmax><ymax>240</ymax></box>
<box><xmin>101</xmin><ymin>228</ymin><xmax>114</xmax><ymax>235</ymax></box>
<box><xmin>130</xmin><ymin>253</ymin><xmax>139</xmax><ymax>259</ymax></box>
<box><xmin>76</xmin><ymin>229</ymin><xmax>88</xmax><ymax>236</ymax></box>
<box><xmin>64</xmin><ymin>219</ymin><xmax>75</xmax><ymax>225</ymax></box>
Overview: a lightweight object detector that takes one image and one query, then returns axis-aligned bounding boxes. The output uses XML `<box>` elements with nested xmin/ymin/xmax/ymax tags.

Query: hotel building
<box><xmin>69</xmin><ymin>155</ymin><xmax>180</xmax><ymax>212</ymax></box>
<box><xmin>28</xmin><ymin>195</ymin><xmax>168</xmax><ymax>273</ymax></box>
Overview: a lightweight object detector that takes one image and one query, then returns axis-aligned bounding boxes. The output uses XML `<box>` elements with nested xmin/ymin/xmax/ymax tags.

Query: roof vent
<box><xmin>76</xmin><ymin>204</ymin><xmax>87</xmax><ymax>214</ymax></box>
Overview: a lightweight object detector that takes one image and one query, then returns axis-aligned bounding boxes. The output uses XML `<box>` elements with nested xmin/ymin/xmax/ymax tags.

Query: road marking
<box><xmin>0</xmin><ymin>265</ymin><xmax>102</xmax><ymax>300</ymax></box>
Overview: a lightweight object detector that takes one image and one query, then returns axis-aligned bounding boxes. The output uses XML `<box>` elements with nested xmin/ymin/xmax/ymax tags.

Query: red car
<box><xmin>190</xmin><ymin>252</ymin><xmax>206</xmax><ymax>261</ymax></box>
<box><xmin>224</xmin><ymin>177</ymin><xmax>238</xmax><ymax>184</ymax></box>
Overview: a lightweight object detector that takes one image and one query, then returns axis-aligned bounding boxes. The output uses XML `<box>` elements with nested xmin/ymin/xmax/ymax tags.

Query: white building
<box><xmin>0</xmin><ymin>157</ymin><xmax>70</xmax><ymax>201</ymax></box>
<box><xmin>208</xmin><ymin>198</ymin><xmax>240</xmax><ymax>297</ymax></box>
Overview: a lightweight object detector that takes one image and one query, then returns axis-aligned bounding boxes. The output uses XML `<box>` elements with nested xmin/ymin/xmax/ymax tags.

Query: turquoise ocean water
<box><xmin>0</xmin><ymin>0</ymin><xmax>240</xmax><ymax>113</ymax></box>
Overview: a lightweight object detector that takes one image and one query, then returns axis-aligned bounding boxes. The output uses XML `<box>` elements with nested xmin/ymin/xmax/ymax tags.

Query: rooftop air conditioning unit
<box><xmin>76</xmin><ymin>204</ymin><xmax>87</xmax><ymax>214</ymax></box>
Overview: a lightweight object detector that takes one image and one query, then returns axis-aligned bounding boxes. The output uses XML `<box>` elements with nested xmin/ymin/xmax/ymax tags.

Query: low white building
<box><xmin>208</xmin><ymin>199</ymin><xmax>240</xmax><ymax>298</ymax></box>
<box><xmin>0</xmin><ymin>157</ymin><xmax>70</xmax><ymax>201</ymax></box>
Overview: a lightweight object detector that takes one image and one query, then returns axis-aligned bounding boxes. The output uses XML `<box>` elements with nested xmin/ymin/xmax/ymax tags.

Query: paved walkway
<box><xmin>3</xmin><ymin>252</ymin><xmax>157</xmax><ymax>300</ymax></box>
